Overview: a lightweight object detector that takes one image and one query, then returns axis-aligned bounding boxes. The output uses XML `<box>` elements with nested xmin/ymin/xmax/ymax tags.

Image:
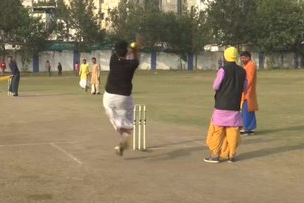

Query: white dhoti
<box><xmin>103</xmin><ymin>91</ymin><xmax>134</xmax><ymax>131</ymax></box>
<box><xmin>79</xmin><ymin>79</ymin><xmax>90</xmax><ymax>89</ymax></box>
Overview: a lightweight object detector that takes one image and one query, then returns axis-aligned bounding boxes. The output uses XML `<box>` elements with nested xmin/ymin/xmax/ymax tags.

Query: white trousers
<box><xmin>79</xmin><ymin>79</ymin><xmax>89</xmax><ymax>89</ymax></box>
<box><xmin>103</xmin><ymin>91</ymin><xmax>134</xmax><ymax>131</ymax></box>
<box><xmin>91</xmin><ymin>84</ymin><xmax>100</xmax><ymax>93</ymax></box>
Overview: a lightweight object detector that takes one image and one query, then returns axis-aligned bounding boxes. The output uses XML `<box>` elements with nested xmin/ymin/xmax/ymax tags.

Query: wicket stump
<box><xmin>8</xmin><ymin>77</ymin><xmax>12</xmax><ymax>96</ymax></box>
<box><xmin>133</xmin><ymin>104</ymin><xmax>146</xmax><ymax>150</ymax></box>
<box><xmin>0</xmin><ymin>75</ymin><xmax>13</xmax><ymax>96</ymax></box>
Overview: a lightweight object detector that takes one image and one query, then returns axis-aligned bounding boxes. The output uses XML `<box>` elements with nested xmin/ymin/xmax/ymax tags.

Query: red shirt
<box><xmin>1</xmin><ymin>63</ymin><xmax>6</xmax><ymax>70</ymax></box>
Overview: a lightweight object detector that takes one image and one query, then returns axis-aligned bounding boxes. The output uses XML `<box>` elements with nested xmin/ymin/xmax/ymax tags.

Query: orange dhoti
<box><xmin>206</xmin><ymin>122</ymin><xmax>241</xmax><ymax>160</ymax></box>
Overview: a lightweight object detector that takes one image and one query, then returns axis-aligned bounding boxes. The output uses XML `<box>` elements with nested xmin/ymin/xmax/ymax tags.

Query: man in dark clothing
<box><xmin>57</xmin><ymin>62</ymin><xmax>62</xmax><ymax>76</ymax></box>
<box><xmin>8</xmin><ymin>56</ymin><xmax>20</xmax><ymax>96</ymax></box>
<box><xmin>103</xmin><ymin>40</ymin><xmax>140</xmax><ymax>156</ymax></box>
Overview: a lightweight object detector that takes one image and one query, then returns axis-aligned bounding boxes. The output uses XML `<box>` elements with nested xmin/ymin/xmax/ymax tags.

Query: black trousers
<box><xmin>9</xmin><ymin>73</ymin><xmax>20</xmax><ymax>95</ymax></box>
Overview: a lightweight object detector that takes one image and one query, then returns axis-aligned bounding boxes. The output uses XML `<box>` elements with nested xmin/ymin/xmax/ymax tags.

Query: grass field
<box><xmin>0</xmin><ymin>69</ymin><xmax>303</xmax><ymax>203</ymax></box>
<box><xmin>3</xmin><ymin>69</ymin><xmax>303</xmax><ymax>129</ymax></box>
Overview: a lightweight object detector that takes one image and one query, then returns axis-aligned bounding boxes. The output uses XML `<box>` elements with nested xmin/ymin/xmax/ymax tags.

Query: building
<box><xmin>22</xmin><ymin>0</ymin><xmax>207</xmax><ymax>29</ymax></box>
<box><xmin>21</xmin><ymin>0</ymin><xmax>208</xmax><ymax>40</ymax></box>
<box><xmin>99</xmin><ymin>0</ymin><xmax>206</xmax><ymax>29</ymax></box>
<box><xmin>160</xmin><ymin>0</ymin><xmax>205</xmax><ymax>14</ymax></box>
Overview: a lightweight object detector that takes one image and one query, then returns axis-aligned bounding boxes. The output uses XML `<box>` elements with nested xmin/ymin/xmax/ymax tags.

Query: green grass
<box><xmin>1</xmin><ymin>69</ymin><xmax>303</xmax><ymax>143</ymax></box>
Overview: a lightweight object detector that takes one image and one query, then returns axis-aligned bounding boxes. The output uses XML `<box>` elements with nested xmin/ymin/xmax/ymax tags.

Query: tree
<box><xmin>173</xmin><ymin>7</ymin><xmax>210</xmax><ymax>54</ymax></box>
<box><xmin>16</xmin><ymin>12</ymin><xmax>48</xmax><ymax>71</ymax></box>
<box><xmin>68</xmin><ymin>0</ymin><xmax>105</xmax><ymax>50</ymax></box>
<box><xmin>108</xmin><ymin>1</ymin><xmax>146</xmax><ymax>42</ymax></box>
<box><xmin>139</xmin><ymin>11</ymin><xmax>177</xmax><ymax>49</ymax></box>
<box><xmin>0</xmin><ymin>0</ymin><xmax>47</xmax><ymax>68</ymax></box>
<box><xmin>109</xmin><ymin>2</ymin><xmax>210</xmax><ymax>52</ymax></box>
<box><xmin>33</xmin><ymin>0</ymin><xmax>56</xmax><ymax>7</ymax></box>
<box><xmin>175</xmin><ymin>7</ymin><xmax>211</xmax><ymax>69</ymax></box>
<box><xmin>108</xmin><ymin>1</ymin><xmax>210</xmax><ymax>69</ymax></box>
<box><xmin>255</xmin><ymin>0</ymin><xmax>304</xmax><ymax>53</ymax></box>
<box><xmin>204</xmin><ymin>0</ymin><xmax>258</xmax><ymax>47</ymax></box>
<box><xmin>56</xmin><ymin>0</ymin><xmax>72</xmax><ymax>40</ymax></box>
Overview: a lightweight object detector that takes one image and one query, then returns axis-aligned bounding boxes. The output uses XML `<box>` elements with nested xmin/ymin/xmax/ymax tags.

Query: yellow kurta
<box><xmin>90</xmin><ymin>63</ymin><xmax>101</xmax><ymax>85</ymax></box>
<box><xmin>79</xmin><ymin>64</ymin><xmax>90</xmax><ymax>80</ymax></box>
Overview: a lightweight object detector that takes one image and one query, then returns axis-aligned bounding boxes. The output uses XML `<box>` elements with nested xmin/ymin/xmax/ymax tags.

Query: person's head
<box><xmin>240</xmin><ymin>51</ymin><xmax>252</xmax><ymax>65</ymax></box>
<box><xmin>92</xmin><ymin>57</ymin><xmax>96</xmax><ymax>64</ymax></box>
<box><xmin>82</xmin><ymin>59</ymin><xmax>86</xmax><ymax>64</ymax></box>
<box><xmin>8</xmin><ymin>56</ymin><xmax>14</xmax><ymax>63</ymax></box>
<box><xmin>224</xmin><ymin>47</ymin><xmax>238</xmax><ymax>62</ymax></box>
<box><xmin>114</xmin><ymin>40</ymin><xmax>129</xmax><ymax>57</ymax></box>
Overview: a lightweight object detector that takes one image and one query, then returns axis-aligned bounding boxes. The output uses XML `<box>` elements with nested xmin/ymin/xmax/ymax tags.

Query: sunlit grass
<box><xmin>1</xmin><ymin>69</ymin><xmax>303</xmax><ymax>143</ymax></box>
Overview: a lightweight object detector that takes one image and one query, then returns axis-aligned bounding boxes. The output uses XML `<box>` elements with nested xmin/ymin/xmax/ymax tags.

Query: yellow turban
<box><xmin>224</xmin><ymin>47</ymin><xmax>238</xmax><ymax>62</ymax></box>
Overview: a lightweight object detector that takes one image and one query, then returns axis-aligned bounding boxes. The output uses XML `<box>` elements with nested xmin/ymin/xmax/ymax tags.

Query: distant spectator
<box><xmin>57</xmin><ymin>62</ymin><xmax>62</xmax><ymax>76</ymax></box>
<box><xmin>74</xmin><ymin>62</ymin><xmax>79</xmax><ymax>76</ymax></box>
<box><xmin>90</xmin><ymin>57</ymin><xmax>101</xmax><ymax>94</ymax></box>
<box><xmin>0</xmin><ymin>60</ymin><xmax>6</xmax><ymax>75</ymax></box>
<box><xmin>46</xmin><ymin>60</ymin><xmax>51</xmax><ymax>77</ymax></box>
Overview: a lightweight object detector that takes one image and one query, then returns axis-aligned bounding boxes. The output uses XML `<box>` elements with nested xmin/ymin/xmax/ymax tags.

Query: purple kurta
<box><xmin>211</xmin><ymin>68</ymin><xmax>247</xmax><ymax>127</ymax></box>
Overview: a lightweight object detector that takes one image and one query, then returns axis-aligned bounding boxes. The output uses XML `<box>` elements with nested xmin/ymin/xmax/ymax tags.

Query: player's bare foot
<box><xmin>114</xmin><ymin>145</ymin><xmax>123</xmax><ymax>156</ymax></box>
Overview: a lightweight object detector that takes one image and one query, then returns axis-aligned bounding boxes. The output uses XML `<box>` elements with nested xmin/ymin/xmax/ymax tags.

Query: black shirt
<box><xmin>105</xmin><ymin>54</ymin><xmax>139</xmax><ymax>96</ymax></box>
<box><xmin>9</xmin><ymin>61</ymin><xmax>20</xmax><ymax>75</ymax></box>
<box><xmin>214</xmin><ymin>62</ymin><xmax>246</xmax><ymax>111</ymax></box>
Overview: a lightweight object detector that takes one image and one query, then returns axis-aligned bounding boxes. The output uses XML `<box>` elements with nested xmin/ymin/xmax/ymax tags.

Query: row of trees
<box><xmin>205</xmin><ymin>0</ymin><xmax>304</xmax><ymax>54</ymax></box>
<box><xmin>0</xmin><ymin>0</ymin><xmax>105</xmax><ymax>52</ymax></box>
<box><xmin>0</xmin><ymin>0</ymin><xmax>47</xmax><ymax>67</ymax></box>
<box><xmin>109</xmin><ymin>0</ymin><xmax>304</xmax><ymax>54</ymax></box>
<box><xmin>0</xmin><ymin>0</ymin><xmax>303</xmax><ymax>58</ymax></box>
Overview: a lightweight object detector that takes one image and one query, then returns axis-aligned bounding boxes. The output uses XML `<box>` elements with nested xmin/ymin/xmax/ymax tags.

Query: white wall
<box><xmin>40</xmin><ymin>50</ymin><xmax>74</xmax><ymax>72</ymax></box>
<box><xmin>5</xmin><ymin>50</ymin><xmax>303</xmax><ymax>72</ymax></box>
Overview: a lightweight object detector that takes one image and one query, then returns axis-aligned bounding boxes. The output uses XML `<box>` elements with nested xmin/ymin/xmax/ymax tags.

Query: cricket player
<box><xmin>8</xmin><ymin>56</ymin><xmax>20</xmax><ymax>96</ymax></box>
<box><xmin>103</xmin><ymin>40</ymin><xmax>140</xmax><ymax>156</ymax></box>
<box><xmin>204</xmin><ymin>47</ymin><xmax>247</xmax><ymax>163</ymax></box>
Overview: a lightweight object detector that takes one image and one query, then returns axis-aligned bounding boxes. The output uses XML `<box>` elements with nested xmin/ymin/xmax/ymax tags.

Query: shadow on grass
<box><xmin>124</xmin><ymin>138</ymin><xmax>204</xmax><ymax>161</ymax></box>
<box><xmin>257</xmin><ymin>125</ymin><xmax>304</xmax><ymax>135</ymax></box>
<box><xmin>125</xmin><ymin>146</ymin><xmax>204</xmax><ymax>161</ymax></box>
<box><xmin>153</xmin><ymin>143</ymin><xmax>304</xmax><ymax>161</ymax></box>
<box><xmin>125</xmin><ymin>125</ymin><xmax>304</xmax><ymax>161</ymax></box>
<box><xmin>126</xmin><ymin>143</ymin><xmax>304</xmax><ymax>161</ymax></box>
<box><xmin>149</xmin><ymin>138</ymin><xmax>204</xmax><ymax>149</ymax></box>
<box><xmin>241</xmin><ymin>137</ymin><xmax>273</xmax><ymax>145</ymax></box>
<box><xmin>163</xmin><ymin>146</ymin><xmax>204</xmax><ymax>160</ymax></box>
<box><xmin>17</xmin><ymin>92</ymin><xmax>82</xmax><ymax>97</ymax></box>
<box><xmin>238</xmin><ymin>143</ymin><xmax>304</xmax><ymax>161</ymax></box>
